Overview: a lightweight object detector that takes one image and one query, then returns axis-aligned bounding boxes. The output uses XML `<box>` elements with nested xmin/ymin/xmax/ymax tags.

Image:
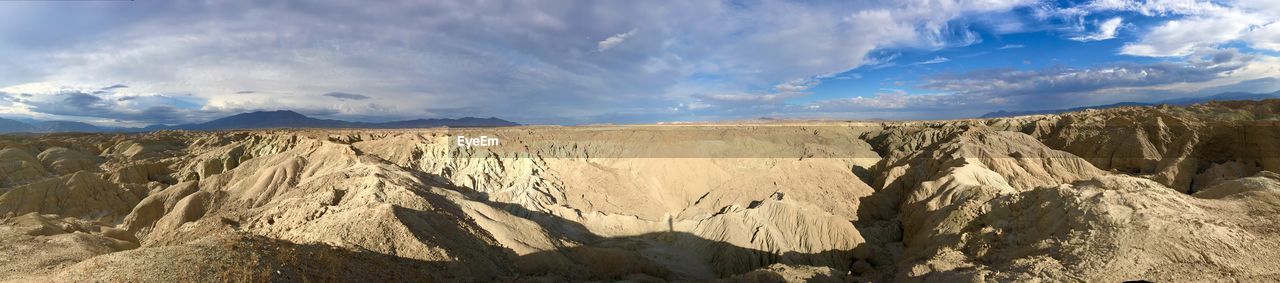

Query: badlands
<box><xmin>2</xmin><ymin>100</ymin><xmax>1280</xmax><ymax>282</ymax></box>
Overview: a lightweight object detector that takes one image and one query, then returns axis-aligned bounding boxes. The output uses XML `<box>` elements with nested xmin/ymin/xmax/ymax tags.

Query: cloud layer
<box><xmin>0</xmin><ymin>0</ymin><xmax>1277</xmax><ymax>124</ymax></box>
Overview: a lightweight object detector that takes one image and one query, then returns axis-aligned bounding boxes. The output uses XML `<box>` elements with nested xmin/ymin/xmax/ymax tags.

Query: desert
<box><xmin>1</xmin><ymin>100</ymin><xmax>1279</xmax><ymax>282</ymax></box>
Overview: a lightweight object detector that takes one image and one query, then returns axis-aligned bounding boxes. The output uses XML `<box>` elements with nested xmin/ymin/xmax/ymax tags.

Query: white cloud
<box><xmin>774</xmin><ymin>78</ymin><xmax>820</xmax><ymax>92</ymax></box>
<box><xmin>1244</xmin><ymin>22</ymin><xmax>1280</xmax><ymax>52</ymax></box>
<box><xmin>914</xmin><ymin>56</ymin><xmax>950</xmax><ymax>65</ymax></box>
<box><xmin>1039</xmin><ymin>0</ymin><xmax>1280</xmax><ymax>57</ymax></box>
<box><xmin>998</xmin><ymin>44</ymin><xmax>1025</xmax><ymax>49</ymax></box>
<box><xmin>1121</xmin><ymin>13</ymin><xmax>1261</xmax><ymax>57</ymax></box>
<box><xmin>1112</xmin><ymin>0</ymin><xmax>1279</xmax><ymax>57</ymax></box>
<box><xmin>1082</xmin><ymin>0</ymin><xmax>1228</xmax><ymax>16</ymax></box>
<box><xmin>1070</xmin><ymin>17</ymin><xmax>1124</xmax><ymax>42</ymax></box>
<box><xmin>597</xmin><ymin>29</ymin><xmax>636</xmax><ymax>52</ymax></box>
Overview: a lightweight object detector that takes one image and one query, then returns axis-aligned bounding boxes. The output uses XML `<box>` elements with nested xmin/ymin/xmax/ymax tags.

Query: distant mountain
<box><xmin>0</xmin><ymin>110</ymin><xmax>518</xmax><ymax>134</ymax></box>
<box><xmin>0</xmin><ymin>118</ymin><xmax>35</xmax><ymax>133</ymax></box>
<box><xmin>30</xmin><ymin>121</ymin><xmax>112</xmax><ymax>133</ymax></box>
<box><xmin>146</xmin><ymin>110</ymin><xmax>519</xmax><ymax>131</ymax></box>
<box><xmin>980</xmin><ymin>91</ymin><xmax>1280</xmax><ymax>118</ymax></box>
<box><xmin>166</xmin><ymin>110</ymin><xmax>360</xmax><ymax>130</ymax></box>
<box><xmin>0</xmin><ymin>118</ymin><xmax>115</xmax><ymax>134</ymax></box>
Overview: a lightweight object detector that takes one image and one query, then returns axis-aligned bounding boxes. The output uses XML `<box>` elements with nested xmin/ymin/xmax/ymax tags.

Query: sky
<box><xmin>1</xmin><ymin>0</ymin><xmax>1279</xmax><ymax>126</ymax></box>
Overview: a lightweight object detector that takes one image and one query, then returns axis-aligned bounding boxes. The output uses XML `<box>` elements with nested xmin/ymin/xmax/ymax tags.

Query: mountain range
<box><xmin>4</xmin><ymin>91</ymin><xmax>1274</xmax><ymax>133</ymax></box>
<box><xmin>0</xmin><ymin>110</ymin><xmax>518</xmax><ymax>134</ymax></box>
<box><xmin>980</xmin><ymin>91</ymin><xmax>1280</xmax><ymax>118</ymax></box>
<box><xmin>0</xmin><ymin>119</ymin><xmax>121</xmax><ymax>134</ymax></box>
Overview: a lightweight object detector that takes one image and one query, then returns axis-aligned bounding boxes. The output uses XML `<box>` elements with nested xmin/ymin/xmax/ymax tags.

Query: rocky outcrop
<box><xmin>1194</xmin><ymin>171</ymin><xmax>1280</xmax><ymax>199</ymax></box>
<box><xmin>36</xmin><ymin>147</ymin><xmax>100</xmax><ymax>175</ymax></box>
<box><xmin>0</xmin><ymin>172</ymin><xmax>145</xmax><ymax>223</ymax></box>
<box><xmin>0</xmin><ymin>148</ymin><xmax>49</xmax><ymax>187</ymax></box>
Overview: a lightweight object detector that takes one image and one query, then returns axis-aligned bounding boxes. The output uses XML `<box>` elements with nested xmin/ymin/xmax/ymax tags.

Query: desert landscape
<box><xmin>5</xmin><ymin>0</ymin><xmax>1280</xmax><ymax>281</ymax></box>
<box><xmin>0</xmin><ymin>100</ymin><xmax>1278</xmax><ymax>282</ymax></box>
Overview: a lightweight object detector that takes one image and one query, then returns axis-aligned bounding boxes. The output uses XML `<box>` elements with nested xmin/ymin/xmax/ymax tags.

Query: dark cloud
<box><xmin>89</xmin><ymin>84</ymin><xmax>128</xmax><ymax>94</ymax></box>
<box><xmin>322</xmin><ymin>92</ymin><xmax>371</xmax><ymax>100</ymax></box>
<box><xmin>235</xmin><ymin>90</ymin><xmax>255</xmax><ymax>94</ymax></box>
<box><xmin>63</xmin><ymin>92</ymin><xmax>105</xmax><ymax>106</ymax></box>
<box><xmin>20</xmin><ymin>92</ymin><xmax>206</xmax><ymax>124</ymax></box>
<box><xmin>0</xmin><ymin>92</ymin><xmax>29</xmax><ymax>104</ymax></box>
<box><xmin>100</xmin><ymin>84</ymin><xmax>128</xmax><ymax>91</ymax></box>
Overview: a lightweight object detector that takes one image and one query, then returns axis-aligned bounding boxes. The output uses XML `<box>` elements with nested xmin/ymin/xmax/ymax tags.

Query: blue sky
<box><xmin>1</xmin><ymin>0</ymin><xmax>1278</xmax><ymax>126</ymax></box>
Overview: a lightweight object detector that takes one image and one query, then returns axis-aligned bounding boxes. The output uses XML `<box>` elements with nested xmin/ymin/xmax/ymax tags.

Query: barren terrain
<box><xmin>3</xmin><ymin>100</ymin><xmax>1280</xmax><ymax>282</ymax></box>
